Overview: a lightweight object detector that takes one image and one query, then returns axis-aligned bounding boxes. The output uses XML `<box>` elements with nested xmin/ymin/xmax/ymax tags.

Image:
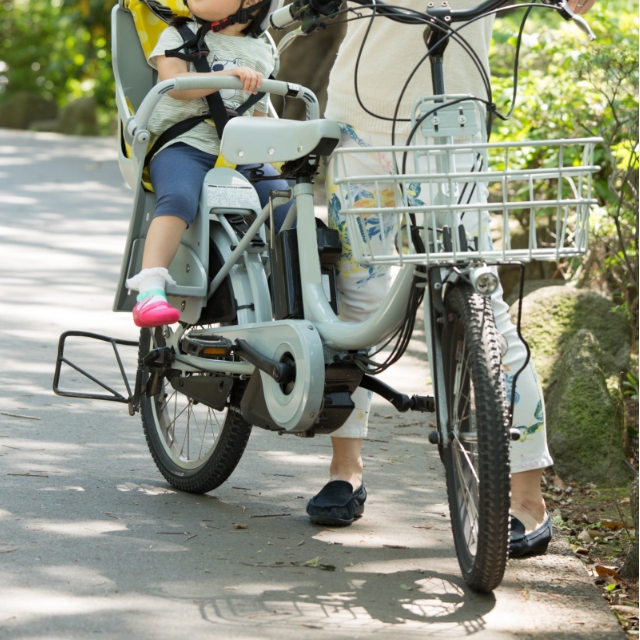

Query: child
<box><xmin>126</xmin><ymin>0</ymin><xmax>291</xmax><ymax>328</ymax></box>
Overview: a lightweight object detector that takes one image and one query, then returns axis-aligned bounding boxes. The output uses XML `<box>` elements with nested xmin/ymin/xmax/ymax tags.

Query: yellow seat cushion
<box><xmin>125</xmin><ymin>0</ymin><xmax>190</xmax><ymax>59</ymax></box>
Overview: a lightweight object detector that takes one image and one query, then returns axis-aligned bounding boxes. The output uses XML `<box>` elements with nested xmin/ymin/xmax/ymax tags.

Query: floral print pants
<box><xmin>325</xmin><ymin>125</ymin><xmax>553</xmax><ymax>473</ymax></box>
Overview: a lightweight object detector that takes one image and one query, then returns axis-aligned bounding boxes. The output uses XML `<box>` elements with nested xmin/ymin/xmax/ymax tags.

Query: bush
<box><xmin>490</xmin><ymin>0</ymin><xmax>639</xmax><ymax>339</ymax></box>
<box><xmin>1</xmin><ymin>0</ymin><xmax>113</xmax><ymax>128</ymax></box>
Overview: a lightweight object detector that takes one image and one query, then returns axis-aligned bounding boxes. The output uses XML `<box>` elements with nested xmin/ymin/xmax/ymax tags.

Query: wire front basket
<box><xmin>331</xmin><ymin>137</ymin><xmax>601</xmax><ymax>266</ymax></box>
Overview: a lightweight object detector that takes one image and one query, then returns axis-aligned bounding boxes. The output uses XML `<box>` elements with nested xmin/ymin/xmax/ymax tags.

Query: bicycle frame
<box><xmin>120</xmin><ymin>75</ymin><xmax>418</xmax><ymax>365</ymax></box>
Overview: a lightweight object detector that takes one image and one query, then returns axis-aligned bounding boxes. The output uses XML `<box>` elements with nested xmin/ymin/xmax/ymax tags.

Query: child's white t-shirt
<box><xmin>147</xmin><ymin>24</ymin><xmax>275</xmax><ymax>159</ymax></box>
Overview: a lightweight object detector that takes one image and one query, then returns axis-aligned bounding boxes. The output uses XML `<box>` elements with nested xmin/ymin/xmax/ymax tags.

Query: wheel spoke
<box><xmin>151</xmin><ymin>370</ymin><xmax>233</xmax><ymax>468</ymax></box>
<box><xmin>452</xmin><ymin>439</ymin><xmax>480</xmax><ymax>551</ymax></box>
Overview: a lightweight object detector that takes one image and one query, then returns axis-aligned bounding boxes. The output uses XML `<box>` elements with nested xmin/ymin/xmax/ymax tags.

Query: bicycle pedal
<box><xmin>181</xmin><ymin>335</ymin><xmax>233</xmax><ymax>359</ymax></box>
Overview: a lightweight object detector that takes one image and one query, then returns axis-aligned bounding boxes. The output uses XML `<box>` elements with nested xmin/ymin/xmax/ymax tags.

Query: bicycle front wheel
<box><xmin>441</xmin><ymin>284</ymin><xmax>510</xmax><ymax>592</ymax></box>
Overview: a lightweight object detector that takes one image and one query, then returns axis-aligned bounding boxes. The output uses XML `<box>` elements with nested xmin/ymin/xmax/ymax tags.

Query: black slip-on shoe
<box><xmin>306</xmin><ymin>480</ymin><xmax>367</xmax><ymax>526</ymax></box>
<box><xmin>509</xmin><ymin>511</ymin><xmax>552</xmax><ymax>558</ymax></box>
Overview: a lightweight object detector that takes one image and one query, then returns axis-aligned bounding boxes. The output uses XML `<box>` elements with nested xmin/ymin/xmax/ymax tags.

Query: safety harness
<box><xmin>142</xmin><ymin>0</ymin><xmax>273</xmax><ymax>166</ymax></box>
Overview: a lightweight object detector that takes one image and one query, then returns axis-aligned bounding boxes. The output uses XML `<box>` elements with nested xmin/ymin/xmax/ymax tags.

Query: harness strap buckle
<box><xmin>210</xmin><ymin>18</ymin><xmax>230</xmax><ymax>32</ymax></box>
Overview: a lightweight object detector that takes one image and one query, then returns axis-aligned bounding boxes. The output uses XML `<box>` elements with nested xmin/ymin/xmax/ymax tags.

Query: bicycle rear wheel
<box><xmin>441</xmin><ymin>284</ymin><xmax>510</xmax><ymax>592</ymax></box>
<box><xmin>139</xmin><ymin>327</ymin><xmax>252</xmax><ymax>494</ymax></box>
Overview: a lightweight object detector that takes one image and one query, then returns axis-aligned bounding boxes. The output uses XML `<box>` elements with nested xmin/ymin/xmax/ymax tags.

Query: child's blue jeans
<box><xmin>149</xmin><ymin>142</ymin><xmax>293</xmax><ymax>229</ymax></box>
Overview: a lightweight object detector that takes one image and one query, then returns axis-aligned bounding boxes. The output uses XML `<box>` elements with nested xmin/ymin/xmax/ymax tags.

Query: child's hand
<box><xmin>228</xmin><ymin>66</ymin><xmax>263</xmax><ymax>94</ymax></box>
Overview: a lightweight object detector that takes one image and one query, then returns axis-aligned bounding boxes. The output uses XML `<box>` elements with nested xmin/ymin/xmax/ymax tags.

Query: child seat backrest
<box><xmin>113</xmin><ymin>0</ymin><xmax>189</xmax><ymax>113</ymax></box>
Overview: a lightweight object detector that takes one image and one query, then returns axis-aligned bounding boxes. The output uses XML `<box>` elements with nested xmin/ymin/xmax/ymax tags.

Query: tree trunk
<box><xmin>620</xmin><ymin>474</ymin><xmax>639</xmax><ymax>580</ymax></box>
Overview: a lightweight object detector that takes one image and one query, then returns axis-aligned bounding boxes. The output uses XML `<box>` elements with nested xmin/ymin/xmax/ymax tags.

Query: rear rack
<box><xmin>53</xmin><ymin>331</ymin><xmax>141</xmax><ymax>414</ymax></box>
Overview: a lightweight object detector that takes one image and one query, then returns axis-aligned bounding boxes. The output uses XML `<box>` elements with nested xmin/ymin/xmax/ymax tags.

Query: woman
<box><xmin>306</xmin><ymin>0</ymin><xmax>595</xmax><ymax>556</ymax></box>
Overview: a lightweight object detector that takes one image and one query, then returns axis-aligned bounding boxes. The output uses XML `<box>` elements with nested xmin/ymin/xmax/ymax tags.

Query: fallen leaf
<box><xmin>104</xmin><ymin>512</ymin><xmax>120</xmax><ymax>520</ymax></box>
<box><xmin>553</xmin><ymin>475</ymin><xmax>567</xmax><ymax>493</ymax></box>
<box><xmin>297</xmin><ymin>541</ymin><xmax>305</xmax><ymax>546</ymax></box>
<box><xmin>298</xmin><ymin>556</ymin><xmax>335</xmax><ymax>571</ymax></box>
<box><xmin>610</xmin><ymin>605</ymin><xmax>639</xmax><ymax>616</ymax></box>
<box><xmin>7</xmin><ymin>473</ymin><xmax>48</xmax><ymax>478</ymax></box>
<box><xmin>0</xmin><ymin>412</ymin><xmax>40</xmax><ymax>420</ymax></box>
<box><xmin>574</xmin><ymin>547</ymin><xmax>590</xmax><ymax>556</ymax></box>
<box><xmin>400</xmin><ymin>584</ymin><xmax>413</xmax><ymax>591</ymax></box>
<box><xmin>587</xmin><ymin>529</ymin><xmax>607</xmax><ymax>540</ymax></box>
<box><xmin>601</xmin><ymin>519</ymin><xmax>627</xmax><ymax>531</ymax></box>
<box><xmin>383</xmin><ymin>544</ymin><xmax>408</xmax><ymax>549</ymax></box>
<box><xmin>300</xmin><ymin>557</ymin><xmax>320</xmax><ymax>567</ymax></box>
<box><xmin>595</xmin><ymin>564</ymin><xmax>622</xmax><ymax>581</ymax></box>
<box><xmin>157</xmin><ymin>531</ymin><xmax>186</xmax><ymax>535</ymax></box>
<box><xmin>234</xmin><ymin>524</ymin><xmax>247</xmax><ymax>530</ymax></box>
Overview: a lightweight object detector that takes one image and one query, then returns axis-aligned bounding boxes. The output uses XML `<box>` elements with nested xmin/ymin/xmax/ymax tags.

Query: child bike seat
<box><xmin>220</xmin><ymin>117</ymin><xmax>342</xmax><ymax>165</ymax></box>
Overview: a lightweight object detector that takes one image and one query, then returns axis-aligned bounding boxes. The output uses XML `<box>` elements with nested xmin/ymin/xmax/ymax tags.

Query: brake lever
<box><xmin>571</xmin><ymin>13</ymin><xmax>597</xmax><ymax>41</ymax></box>
<box><xmin>542</xmin><ymin>0</ymin><xmax>596</xmax><ymax>41</ymax></box>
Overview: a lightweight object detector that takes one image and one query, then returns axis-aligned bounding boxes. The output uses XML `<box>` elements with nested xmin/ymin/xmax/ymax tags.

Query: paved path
<box><xmin>0</xmin><ymin>129</ymin><xmax>623</xmax><ymax>639</ymax></box>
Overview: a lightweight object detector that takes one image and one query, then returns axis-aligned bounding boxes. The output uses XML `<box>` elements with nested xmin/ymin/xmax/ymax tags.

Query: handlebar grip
<box><xmin>172</xmin><ymin>76</ymin><xmax>293</xmax><ymax>97</ymax></box>
<box><xmin>270</xmin><ymin>3</ymin><xmax>297</xmax><ymax>29</ymax></box>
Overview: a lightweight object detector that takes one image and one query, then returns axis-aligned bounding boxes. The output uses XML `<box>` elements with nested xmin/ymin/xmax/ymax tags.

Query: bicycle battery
<box><xmin>270</xmin><ymin>219</ymin><xmax>341</xmax><ymax>320</ymax></box>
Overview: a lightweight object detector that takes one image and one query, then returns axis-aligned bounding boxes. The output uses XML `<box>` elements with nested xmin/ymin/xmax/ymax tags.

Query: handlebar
<box><xmin>270</xmin><ymin>0</ymin><xmax>595</xmax><ymax>41</ymax></box>
<box><xmin>126</xmin><ymin>76</ymin><xmax>319</xmax><ymax>143</ymax></box>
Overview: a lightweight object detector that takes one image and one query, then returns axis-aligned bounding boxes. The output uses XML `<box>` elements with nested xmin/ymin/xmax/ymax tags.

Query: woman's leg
<box><xmin>459</xmin><ymin>172</ymin><xmax>552</xmax><ymax>533</ymax></box>
<box><xmin>490</xmin><ymin>289</ymin><xmax>552</xmax><ymax>531</ymax></box>
<box><xmin>320</xmin><ymin>127</ymin><xmax>398</xmax><ymax>492</ymax></box>
<box><xmin>323</xmin><ymin>126</ymin><xmax>553</xmax><ymax>539</ymax></box>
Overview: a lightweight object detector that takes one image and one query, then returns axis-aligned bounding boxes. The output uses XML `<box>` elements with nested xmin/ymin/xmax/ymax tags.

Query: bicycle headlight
<box><xmin>471</xmin><ymin>269</ymin><xmax>499</xmax><ymax>296</ymax></box>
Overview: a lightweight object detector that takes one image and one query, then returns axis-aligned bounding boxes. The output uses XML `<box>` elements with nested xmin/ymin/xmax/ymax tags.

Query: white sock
<box><xmin>126</xmin><ymin>267</ymin><xmax>176</xmax><ymax>292</ymax></box>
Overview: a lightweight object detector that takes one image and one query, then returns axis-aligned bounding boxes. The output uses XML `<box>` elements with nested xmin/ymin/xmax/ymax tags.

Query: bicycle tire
<box><xmin>139</xmin><ymin>327</ymin><xmax>252</xmax><ymax>494</ymax></box>
<box><xmin>441</xmin><ymin>284</ymin><xmax>510</xmax><ymax>593</ymax></box>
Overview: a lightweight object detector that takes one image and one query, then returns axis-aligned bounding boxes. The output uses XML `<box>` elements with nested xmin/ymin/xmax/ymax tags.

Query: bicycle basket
<box><xmin>330</xmin><ymin>137</ymin><xmax>602</xmax><ymax>266</ymax></box>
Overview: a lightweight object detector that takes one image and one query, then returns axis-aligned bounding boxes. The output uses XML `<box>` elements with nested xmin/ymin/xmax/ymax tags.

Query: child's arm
<box><xmin>156</xmin><ymin>55</ymin><xmax>263</xmax><ymax>101</ymax></box>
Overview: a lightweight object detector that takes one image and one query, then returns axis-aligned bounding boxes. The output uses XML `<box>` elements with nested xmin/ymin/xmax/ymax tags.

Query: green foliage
<box><xmin>1</xmin><ymin>0</ymin><xmax>113</xmax><ymax>109</ymax></box>
<box><xmin>491</xmin><ymin>0</ymin><xmax>639</xmax><ymax>338</ymax></box>
<box><xmin>622</xmin><ymin>371</ymin><xmax>639</xmax><ymax>401</ymax></box>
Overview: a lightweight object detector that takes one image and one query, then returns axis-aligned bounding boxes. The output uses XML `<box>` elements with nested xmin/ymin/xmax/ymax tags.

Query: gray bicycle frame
<box><xmin>122</xmin><ymin>75</ymin><xmax>416</xmax><ymax>365</ymax></box>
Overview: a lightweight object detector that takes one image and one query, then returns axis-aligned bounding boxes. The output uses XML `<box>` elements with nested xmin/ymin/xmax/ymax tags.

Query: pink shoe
<box><xmin>132</xmin><ymin>295</ymin><xmax>180</xmax><ymax>328</ymax></box>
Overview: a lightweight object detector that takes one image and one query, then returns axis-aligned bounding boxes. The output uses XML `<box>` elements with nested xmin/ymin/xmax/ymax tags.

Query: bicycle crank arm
<box><xmin>359</xmin><ymin>375</ymin><xmax>435</xmax><ymax>413</ymax></box>
<box><xmin>233</xmin><ymin>339</ymin><xmax>295</xmax><ymax>385</ymax></box>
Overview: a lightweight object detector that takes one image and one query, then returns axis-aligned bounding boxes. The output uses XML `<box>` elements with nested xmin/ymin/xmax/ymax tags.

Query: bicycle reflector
<box><xmin>470</xmin><ymin>268</ymin><xmax>499</xmax><ymax>296</ymax></box>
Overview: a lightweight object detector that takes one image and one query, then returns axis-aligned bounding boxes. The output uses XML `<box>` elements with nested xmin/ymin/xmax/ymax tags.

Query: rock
<box><xmin>0</xmin><ymin>92</ymin><xmax>57</xmax><ymax>129</ymax></box>
<box><xmin>504</xmin><ymin>278</ymin><xmax>566</xmax><ymax>307</ymax></box>
<box><xmin>510</xmin><ymin>286</ymin><xmax>631</xmax><ymax>389</ymax></box>
<box><xmin>545</xmin><ymin>329</ymin><xmax>631</xmax><ymax>486</ymax></box>
<box><xmin>620</xmin><ymin>475</ymin><xmax>638</xmax><ymax>580</ymax></box>
<box><xmin>56</xmin><ymin>96</ymin><xmax>98</xmax><ymax>136</ymax></box>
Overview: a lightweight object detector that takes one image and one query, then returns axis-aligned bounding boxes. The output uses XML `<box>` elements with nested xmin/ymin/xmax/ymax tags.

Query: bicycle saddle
<box><xmin>219</xmin><ymin>117</ymin><xmax>342</xmax><ymax>165</ymax></box>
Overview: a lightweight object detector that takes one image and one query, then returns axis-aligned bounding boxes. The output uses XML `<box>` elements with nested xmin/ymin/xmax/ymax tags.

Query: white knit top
<box><xmin>325</xmin><ymin>0</ymin><xmax>494</xmax><ymax>134</ymax></box>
